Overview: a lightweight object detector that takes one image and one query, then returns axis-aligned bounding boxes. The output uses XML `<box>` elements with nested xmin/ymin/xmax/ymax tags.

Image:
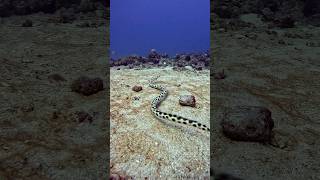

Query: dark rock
<box><xmin>138</xmin><ymin>57</ymin><xmax>148</xmax><ymax>63</ymax></box>
<box><xmin>150</xmin><ymin>58</ymin><xmax>160</xmax><ymax>64</ymax></box>
<box><xmin>215</xmin><ymin>173</ymin><xmax>244</xmax><ymax>180</ymax></box>
<box><xmin>214</xmin><ymin>69</ymin><xmax>226</xmax><ymax>80</ymax></box>
<box><xmin>194</xmin><ymin>62</ymin><xmax>205</xmax><ymax>71</ymax></box>
<box><xmin>20</xmin><ymin>103</ymin><xmax>34</xmax><ymax>113</ymax></box>
<box><xmin>198</xmin><ymin>56</ymin><xmax>207</xmax><ymax>62</ymax></box>
<box><xmin>132</xmin><ymin>85</ymin><xmax>142</xmax><ymax>92</ymax></box>
<box><xmin>48</xmin><ymin>73</ymin><xmax>66</xmax><ymax>82</ymax></box>
<box><xmin>71</xmin><ymin>76</ymin><xmax>104</xmax><ymax>96</ymax></box>
<box><xmin>22</xmin><ymin>19</ymin><xmax>33</xmax><ymax>27</ymax></box>
<box><xmin>185</xmin><ymin>55</ymin><xmax>191</xmax><ymax>61</ymax></box>
<box><xmin>179</xmin><ymin>95</ymin><xmax>196</xmax><ymax>107</ymax></box>
<box><xmin>221</xmin><ymin>106</ymin><xmax>274</xmax><ymax>142</ymax></box>
<box><xmin>189</xmin><ymin>58</ymin><xmax>199</xmax><ymax>66</ymax></box>
<box><xmin>278</xmin><ymin>39</ymin><xmax>286</xmax><ymax>45</ymax></box>
<box><xmin>176</xmin><ymin>61</ymin><xmax>184</xmax><ymax>67</ymax></box>
<box><xmin>274</xmin><ymin>17</ymin><xmax>295</xmax><ymax>28</ymax></box>
<box><xmin>148</xmin><ymin>49</ymin><xmax>161</xmax><ymax>59</ymax></box>
<box><xmin>110</xmin><ymin>56</ymin><xmax>137</xmax><ymax>66</ymax></box>
<box><xmin>195</xmin><ymin>66</ymin><xmax>202</xmax><ymax>71</ymax></box>
<box><xmin>75</xmin><ymin>111</ymin><xmax>93</xmax><ymax>123</ymax></box>
<box><xmin>52</xmin><ymin>111</ymin><xmax>59</xmax><ymax>119</ymax></box>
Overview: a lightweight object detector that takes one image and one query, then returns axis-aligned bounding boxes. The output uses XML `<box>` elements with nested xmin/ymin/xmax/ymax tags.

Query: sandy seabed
<box><xmin>110</xmin><ymin>67</ymin><xmax>210</xmax><ymax>178</ymax></box>
<box><xmin>0</xmin><ymin>10</ymin><xmax>320</xmax><ymax>180</ymax></box>
<box><xmin>211</xmin><ymin>24</ymin><xmax>320</xmax><ymax>179</ymax></box>
<box><xmin>0</xmin><ymin>14</ymin><xmax>108</xmax><ymax>179</ymax></box>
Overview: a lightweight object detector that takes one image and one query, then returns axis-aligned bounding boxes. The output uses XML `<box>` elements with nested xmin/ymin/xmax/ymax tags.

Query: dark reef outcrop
<box><xmin>0</xmin><ymin>0</ymin><xmax>109</xmax><ymax>17</ymax></box>
<box><xmin>211</xmin><ymin>0</ymin><xmax>320</xmax><ymax>27</ymax></box>
<box><xmin>110</xmin><ymin>50</ymin><xmax>211</xmax><ymax>71</ymax></box>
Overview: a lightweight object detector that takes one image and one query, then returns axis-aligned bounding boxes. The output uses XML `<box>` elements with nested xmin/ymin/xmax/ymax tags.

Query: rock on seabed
<box><xmin>221</xmin><ymin>106</ymin><xmax>274</xmax><ymax>142</ymax></box>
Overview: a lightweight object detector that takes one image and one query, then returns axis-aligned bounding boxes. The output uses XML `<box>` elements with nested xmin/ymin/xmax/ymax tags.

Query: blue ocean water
<box><xmin>110</xmin><ymin>0</ymin><xmax>210</xmax><ymax>59</ymax></box>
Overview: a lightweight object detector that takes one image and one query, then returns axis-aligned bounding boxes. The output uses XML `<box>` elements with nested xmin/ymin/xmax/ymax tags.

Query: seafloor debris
<box><xmin>274</xmin><ymin>17</ymin><xmax>295</xmax><ymax>28</ymax></box>
<box><xmin>19</xmin><ymin>102</ymin><xmax>34</xmax><ymax>113</ymax></box>
<box><xmin>132</xmin><ymin>85</ymin><xmax>142</xmax><ymax>92</ymax></box>
<box><xmin>179</xmin><ymin>95</ymin><xmax>196</xmax><ymax>107</ymax></box>
<box><xmin>22</xmin><ymin>19</ymin><xmax>33</xmax><ymax>27</ymax></box>
<box><xmin>148</xmin><ymin>48</ymin><xmax>161</xmax><ymax>59</ymax></box>
<box><xmin>221</xmin><ymin>106</ymin><xmax>274</xmax><ymax>142</ymax></box>
<box><xmin>71</xmin><ymin>76</ymin><xmax>104</xmax><ymax>96</ymax></box>
<box><xmin>48</xmin><ymin>73</ymin><xmax>66</xmax><ymax>83</ymax></box>
<box><xmin>75</xmin><ymin>111</ymin><xmax>93</xmax><ymax>123</ymax></box>
<box><xmin>215</xmin><ymin>172</ymin><xmax>244</xmax><ymax>180</ymax></box>
<box><xmin>110</xmin><ymin>50</ymin><xmax>210</xmax><ymax>71</ymax></box>
<box><xmin>194</xmin><ymin>62</ymin><xmax>205</xmax><ymax>70</ymax></box>
<box><xmin>214</xmin><ymin>69</ymin><xmax>226</xmax><ymax>80</ymax></box>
